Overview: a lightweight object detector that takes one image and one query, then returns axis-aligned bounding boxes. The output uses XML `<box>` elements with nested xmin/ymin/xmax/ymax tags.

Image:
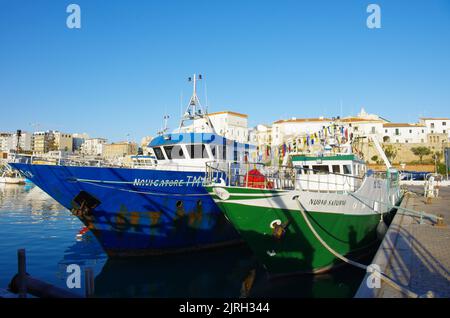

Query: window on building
<box><xmin>443</xmin><ymin>122</ymin><xmax>446</xmax><ymax>126</ymax></box>
<box><xmin>385</xmin><ymin>129</ymin><xmax>388</xmax><ymax>133</ymax></box>
<box><xmin>152</xmin><ymin>147</ymin><xmax>165</xmax><ymax>160</ymax></box>
<box><xmin>443</xmin><ymin>130</ymin><xmax>446</xmax><ymax>134</ymax></box>
<box><xmin>371</xmin><ymin>127</ymin><xmax>376</xmax><ymax>134</ymax></box>
<box><xmin>188</xmin><ymin>144</ymin><xmax>209</xmax><ymax>159</ymax></box>
<box><xmin>409</xmin><ymin>129</ymin><xmax>412</xmax><ymax>134</ymax></box>
<box><xmin>431</xmin><ymin>123</ymin><xmax>435</xmax><ymax>128</ymax></box>
<box><xmin>395</xmin><ymin>128</ymin><xmax>400</xmax><ymax>136</ymax></box>
<box><xmin>163</xmin><ymin>145</ymin><xmax>185</xmax><ymax>160</ymax></box>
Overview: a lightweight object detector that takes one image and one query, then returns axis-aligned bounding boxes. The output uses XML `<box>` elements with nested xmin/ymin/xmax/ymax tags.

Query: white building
<box><xmin>183</xmin><ymin>110</ymin><xmax>249</xmax><ymax>143</ymax></box>
<box><xmin>382</xmin><ymin>123</ymin><xmax>427</xmax><ymax>143</ymax></box>
<box><xmin>249</xmin><ymin>124</ymin><xmax>273</xmax><ymax>161</ymax></box>
<box><xmin>419</xmin><ymin>117</ymin><xmax>450</xmax><ymax>140</ymax></box>
<box><xmin>271</xmin><ymin>117</ymin><xmax>333</xmax><ymax>146</ymax></box>
<box><xmin>0</xmin><ymin>133</ymin><xmax>13</xmax><ymax>152</ymax></box>
<box><xmin>249</xmin><ymin>124</ymin><xmax>272</xmax><ymax>145</ymax></box>
<box><xmin>338</xmin><ymin>117</ymin><xmax>386</xmax><ymax>141</ymax></box>
<box><xmin>140</xmin><ymin>136</ymin><xmax>154</xmax><ymax>155</ymax></box>
<box><xmin>81</xmin><ymin>138</ymin><xmax>107</xmax><ymax>156</ymax></box>
<box><xmin>337</xmin><ymin>108</ymin><xmax>388</xmax><ymax>142</ymax></box>
<box><xmin>0</xmin><ymin>131</ymin><xmax>32</xmax><ymax>152</ymax></box>
<box><xmin>72</xmin><ymin>133</ymin><xmax>90</xmax><ymax>152</ymax></box>
<box><xmin>14</xmin><ymin>131</ymin><xmax>32</xmax><ymax>152</ymax></box>
<box><xmin>207</xmin><ymin>111</ymin><xmax>249</xmax><ymax>144</ymax></box>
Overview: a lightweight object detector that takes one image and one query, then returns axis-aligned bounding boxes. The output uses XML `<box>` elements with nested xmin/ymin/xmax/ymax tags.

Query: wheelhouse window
<box><xmin>152</xmin><ymin>147</ymin><xmax>165</xmax><ymax>160</ymax></box>
<box><xmin>163</xmin><ymin>145</ymin><xmax>185</xmax><ymax>160</ymax></box>
<box><xmin>343</xmin><ymin>165</ymin><xmax>352</xmax><ymax>175</ymax></box>
<box><xmin>213</xmin><ymin>145</ymin><xmax>227</xmax><ymax>160</ymax></box>
<box><xmin>296</xmin><ymin>166</ymin><xmax>308</xmax><ymax>174</ymax></box>
<box><xmin>188</xmin><ymin>144</ymin><xmax>209</xmax><ymax>159</ymax></box>
<box><xmin>311</xmin><ymin>165</ymin><xmax>329</xmax><ymax>174</ymax></box>
<box><xmin>332</xmin><ymin>165</ymin><xmax>340</xmax><ymax>174</ymax></box>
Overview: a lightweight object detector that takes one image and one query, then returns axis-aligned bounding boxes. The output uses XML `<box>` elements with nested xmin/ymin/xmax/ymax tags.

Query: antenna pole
<box><xmin>192</xmin><ymin>73</ymin><xmax>197</xmax><ymax>117</ymax></box>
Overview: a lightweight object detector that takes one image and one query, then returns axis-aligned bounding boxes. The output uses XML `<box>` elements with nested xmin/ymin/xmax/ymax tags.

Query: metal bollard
<box><xmin>85</xmin><ymin>267</ymin><xmax>95</xmax><ymax>298</ymax></box>
<box><xmin>17</xmin><ymin>249</ymin><xmax>27</xmax><ymax>298</ymax></box>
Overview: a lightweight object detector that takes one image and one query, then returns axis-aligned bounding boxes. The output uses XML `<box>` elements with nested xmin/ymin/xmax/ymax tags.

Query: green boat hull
<box><xmin>207</xmin><ymin>186</ymin><xmax>400</xmax><ymax>276</ymax></box>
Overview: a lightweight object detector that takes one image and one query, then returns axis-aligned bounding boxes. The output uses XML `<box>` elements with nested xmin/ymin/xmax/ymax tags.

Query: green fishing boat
<box><xmin>205</xmin><ymin>145</ymin><xmax>403</xmax><ymax>276</ymax></box>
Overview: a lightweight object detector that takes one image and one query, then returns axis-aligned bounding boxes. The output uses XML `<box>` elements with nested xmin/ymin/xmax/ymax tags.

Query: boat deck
<box><xmin>355</xmin><ymin>185</ymin><xmax>450</xmax><ymax>298</ymax></box>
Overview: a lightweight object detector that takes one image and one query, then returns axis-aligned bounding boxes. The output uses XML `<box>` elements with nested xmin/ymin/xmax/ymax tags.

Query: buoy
<box><xmin>76</xmin><ymin>227</ymin><xmax>89</xmax><ymax>240</ymax></box>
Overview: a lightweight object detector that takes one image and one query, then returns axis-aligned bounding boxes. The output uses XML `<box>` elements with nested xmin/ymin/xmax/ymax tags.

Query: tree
<box><xmin>382</xmin><ymin>145</ymin><xmax>397</xmax><ymax>163</ymax></box>
<box><xmin>411</xmin><ymin>146</ymin><xmax>431</xmax><ymax>164</ymax></box>
<box><xmin>371</xmin><ymin>155</ymin><xmax>378</xmax><ymax>163</ymax></box>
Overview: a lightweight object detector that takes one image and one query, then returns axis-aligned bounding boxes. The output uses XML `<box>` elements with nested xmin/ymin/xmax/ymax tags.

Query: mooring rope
<box><xmin>293</xmin><ymin>196</ymin><xmax>420</xmax><ymax>298</ymax></box>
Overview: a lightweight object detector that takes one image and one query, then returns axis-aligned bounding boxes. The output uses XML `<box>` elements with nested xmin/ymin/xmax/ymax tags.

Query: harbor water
<box><xmin>0</xmin><ymin>183</ymin><xmax>376</xmax><ymax>298</ymax></box>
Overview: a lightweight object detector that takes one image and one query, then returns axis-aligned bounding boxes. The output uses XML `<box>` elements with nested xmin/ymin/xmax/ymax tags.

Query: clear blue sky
<box><xmin>1</xmin><ymin>0</ymin><xmax>449</xmax><ymax>142</ymax></box>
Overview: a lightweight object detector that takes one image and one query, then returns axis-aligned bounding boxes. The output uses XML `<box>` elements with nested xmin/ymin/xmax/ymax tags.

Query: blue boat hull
<box><xmin>11</xmin><ymin>163</ymin><xmax>241</xmax><ymax>256</ymax></box>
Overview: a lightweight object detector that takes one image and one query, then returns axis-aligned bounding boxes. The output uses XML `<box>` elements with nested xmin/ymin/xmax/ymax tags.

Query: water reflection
<box><xmin>94</xmin><ymin>245</ymin><xmax>257</xmax><ymax>298</ymax></box>
<box><xmin>93</xmin><ymin>243</ymin><xmax>371</xmax><ymax>298</ymax></box>
<box><xmin>1</xmin><ymin>183</ymin><xmax>371</xmax><ymax>298</ymax></box>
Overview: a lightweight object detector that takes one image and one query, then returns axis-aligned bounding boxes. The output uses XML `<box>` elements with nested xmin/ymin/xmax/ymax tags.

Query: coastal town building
<box><xmin>382</xmin><ymin>123</ymin><xmax>426</xmax><ymax>144</ymax></box>
<box><xmin>53</xmin><ymin>132</ymin><xmax>73</xmax><ymax>152</ymax></box>
<box><xmin>0</xmin><ymin>131</ymin><xmax>32</xmax><ymax>153</ymax></box>
<box><xmin>249</xmin><ymin>124</ymin><xmax>273</xmax><ymax>162</ymax></box>
<box><xmin>427</xmin><ymin>133</ymin><xmax>448</xmax><ymax>146</ymax></box>
<box><xmin>180</xmin><ymin>110</ymin><xmax>249</xmax><ymax>143</ymax></box>
<box><xmin>419</xmin><ymin>117</ymin><xmax>450</xmax><ymax>140</ymax></box>
<box><xmin>140</xmin><ymin>136</ymin><xmax>153</xmax><ymax>155</ymax></box>
<box><xmin>102</xmin><ymin>142</ymin><xmax>138</xmax><ymax>159</ymax></box>
<box><xmin>80</xmin><ymin>138</ymin><xmax>107</xmax><ymax>156</ymax></box>
<box><xmin>206</xmin><ymin>111</ymin><xmax>249</xmax><ymax>144</ymax></box>
<box><xmin>32</xmin><ymin>131</ymin><xmax>72</xmax><ymax>154</ymax></box>
<box><xmin>32</xmin><ymin>131</ymin><xmax>54</xmax><ymax>154</ymax></box>
<box><xmin>271</xmin><ymin>117</ymin><xmax>333</xmax><ymax>146</ymax></box>
<box><xmin>72</xmin><ymin>133</ymin><xmax>90</xmax><ymax>152</ymax></box>
<box><xmin>13</xmin><ymin>131</ymin><xmax>32</xmax><ymax>152</ymax></box>
<box><xmin>0</xmin><ymin>132</ymin><xmax>13</xmax><ymax>152</ymax></box>
<box><xmin>337</xmin><ymin>108</ymin><xmax>388</xmax><ymax>142</ymax></box>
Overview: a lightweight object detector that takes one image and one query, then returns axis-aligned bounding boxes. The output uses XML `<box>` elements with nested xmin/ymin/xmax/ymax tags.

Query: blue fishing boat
<box><xmin>11</xmin><ymin>75</ymin><xmax>256</xmax><ymax>257</ymax></box>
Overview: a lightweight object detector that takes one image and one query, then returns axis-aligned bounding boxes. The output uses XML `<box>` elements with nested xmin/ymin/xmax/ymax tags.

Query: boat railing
<box><xmin>205</xmin><ymin>161</ymin><xmax>365</xmax><ymax>193</ymax></box>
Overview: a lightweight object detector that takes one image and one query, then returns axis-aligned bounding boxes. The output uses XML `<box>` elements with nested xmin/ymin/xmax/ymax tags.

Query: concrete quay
<box><xmin>355</xmin><ymin>185</ymin><xmax>450</xmax><ymax>298</ymax></box>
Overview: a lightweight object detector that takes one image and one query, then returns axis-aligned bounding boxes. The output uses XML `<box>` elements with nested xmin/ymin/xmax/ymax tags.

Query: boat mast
<box><xmin>178</xmin><ymin>74</ymin><xmax>216</xmax><ymax>133</ymax></box>
<box><xmin>368</xmin><ymin>134</ymin><xmax>392</xmax><ymax>169</ymax></box>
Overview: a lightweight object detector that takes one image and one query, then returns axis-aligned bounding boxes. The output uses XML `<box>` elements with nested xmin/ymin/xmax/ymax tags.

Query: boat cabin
<box><xmin>290</xmin><ymin>154</ymin><xmax>366</xmax><ymax>192</ymax></box>
<box><xmin>148</xmin><ymin>132</ymin><xmax>256</xmax><ymax>171</ymax></box>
